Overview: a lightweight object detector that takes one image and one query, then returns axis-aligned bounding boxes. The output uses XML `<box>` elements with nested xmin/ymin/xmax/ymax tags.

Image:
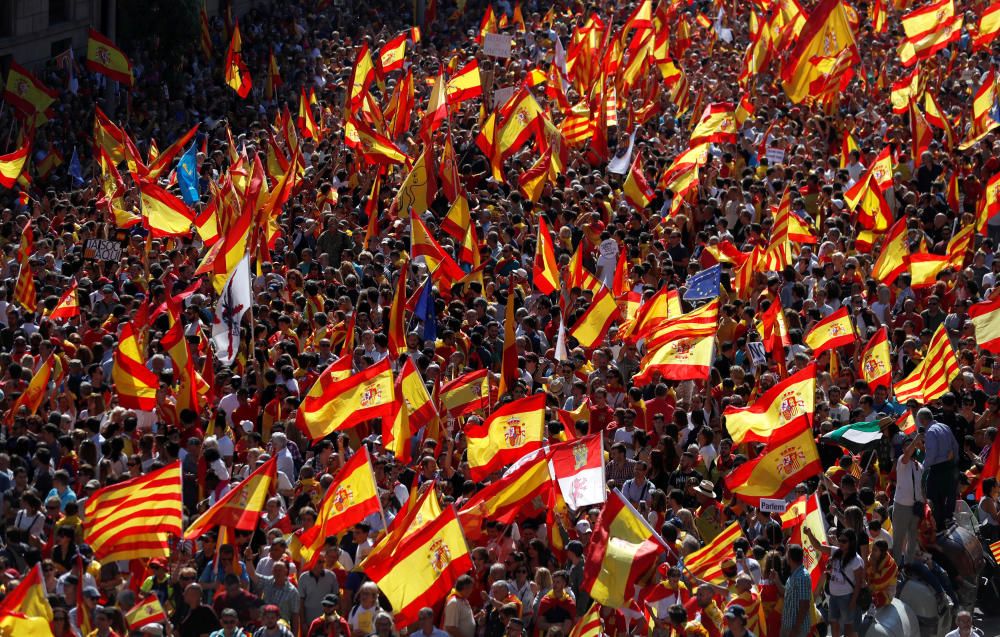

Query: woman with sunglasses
<box><xmin>806</xmin><ymin>527</ymin><xmax>866</xmax><ymax>637</ymax></box>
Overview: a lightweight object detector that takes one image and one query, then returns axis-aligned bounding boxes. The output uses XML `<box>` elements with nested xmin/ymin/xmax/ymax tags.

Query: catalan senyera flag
<box><xmin>466</xmin><ymin>393</ymin><xmax>546</xmax><ymax>480</ymax></box>
<box><xmin>458</xmin><ymin>454</ymin><xmax>551</xmax><ymax>540</ymax></box>
<box><xmin>86</xmin><ymin>29</ymin><xmax>133</xmax><ymax>85</ymax></box>
<box><xmin>378</xmin><ymin>32</ymin><xmax>407</xmax><ymax>74</ymax></box>
<box><xmin>441</xmin><ymin>369</ymin><xmax>491</xmax><ymax>416</ymax></box>
<box><xmin>569</xmin><ymin>604</ymin><xmax>604</xmax><ymax>637</ymax></box>
<box><xmin>182</xmin><ymin>456</ymin><xmax>276</xmax><ymax>539</ymax></box>
<box><xmin>725</xmin><ymin>416</ymin><xmax>822</xmax><ymax>506</ymax></box>
<box><xmin>533</xmin><ymin>215</ymin><xmax>560</xmax><ymax>295</ymax></box>
<box><xmin>84</xmin><ymin>461</ymin><xmax>182</xmax><ymax>562</ymax></box>
<box><xmin>224</xmin><ymin>22</ymin><xmax>252</xmax><ymax>98</ymax></box>
<box><xmin>582</xmin><ymin>490</ymin><xmax>662</xmax><ymax>608</ymax></box>
<box><xmin>780</xmin><ymin>493</ymin><xmax>829</xmax><ymax>591</ymax></box>
<box><xmin>139</xmin><ymin>180</ymin><xmax>196</xmax><ymax>237</ymax></box>
<box><xmin>0</xmin><ymin>563</ymin><xmax>52</xmax><ymax>622</ymax></box>
<box><xmin>365</xmin><ymin>506</ymin><xmax>472</xmax><ymax>628</ymax></box>
<box><xmin>632</xmin><ymin>332</ymin><xmax>715</xmax><ymax>385</ymax></box>
<box><xmin>725</xmin><ymin>363</ymin><xmax>816</xmax><ymax>445</ymax></box>
<box><xmin>803</xmin><ymin>306</ymin><xmax>856</xmax><ymax>355</ymax></box>
<box><xmin>124</xmin><ymin>595</ymin><xmax>168</xmax><ymax>631</ymax></box>
<box><xmin>569</xmin><ymin>286</ymin><xmax>621</xmax><ymax>349</ymax></box>
<box><xmin>298</xmin><ymin>447</ymin><xmax>381</xmax><ymax>568</ymax></box>
<box><xmin>112</xmin><ymin>322</ymin><xmax>159</xmax><ymax>411</ymax></box>
<box><xmin>623</xmin><ymin>153</ymin><xmax>654</xmax><ymax>211</ymax></box>
<box><xmin>780</xmin><ymin>0</ymin><xmax>858</xmax><ymax>104</ymax></box>
<box><xmin>0</xmin><ymin>134</ymin><xmax>31</xmax><ymax>189</ymax></box>
<box><xmin>296</xmin><ymin>357</ymin><xmax>394</xmax><ymax>440</ymax></box>
<box><xmin>894</xmin><ymin>324</ymin><xmax>961</xmax><ymax>404</ymax></box>
<box><xmin>5</xmin><ymin>355</ymin><xmax>55</xmax><ymax>424</ymax></box>
<box><xmin>4</xmin><ymin>62</ymin><xmax>56</xmax><ymax>121</ymax></box>
<box><xmin>641</xmin><ymin>297</ymin><xmax>719</xmax><ymax>351</ymax></box>
<box><xmin>947</xmin><ymin>224</ymin><xmax>975</xmax><ymax>270</ymax></box>
<box><xmin>971</xmin><ymin>295</ymin><xmax>1000</xmax><ymax>353</ymax></box>
<box><xmin>871</xmin><ymin>217</ymin><xmax>911</xmax><ymax>285</ymax></box>
<box><xmin>859</xmin><ymin>326</ymin><xmax>893</xmax><ymax>389</ymax></box>
<box><xmin>689</xmin><ymin>103</ymin><xmax>738</xmax><ymax>146</ymax></box>
<box><xmin>990</xmin><ymin>539</ymin><xmax>1000</xmax><ymax>564</ymax></box>
<box><xmin>447</xmin><ymin>59</ymin><xmax>483</xmax><ymax>104</ymax></box>
<box><xmin>683</xmin><ymin>520</ymin><xmax>742</xmax><ymax>584</ymax></box>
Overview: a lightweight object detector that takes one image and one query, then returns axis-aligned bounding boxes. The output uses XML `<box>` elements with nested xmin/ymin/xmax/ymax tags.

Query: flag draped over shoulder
<box><xmin>582</xmin><ymin>490</ymin><xmax>662</xmax><ymax>608</ymax></box>
<box><xmin>84</xmin><ymin>462</ymin><xmax>183</xmax><ymax>562</ymax></box>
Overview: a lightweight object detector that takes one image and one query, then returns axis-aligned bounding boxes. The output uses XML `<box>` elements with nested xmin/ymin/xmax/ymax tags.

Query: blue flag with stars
<box><xmin>683</xmin><ymin>265</ymin><xmax>721</xmax><ymax>301</ymax></box>
<box><xmin>177</xmin><ymin>143</ymin><xmax>200</xmax><ymax>206</ymax></box>
<box><xmin>413</xmin><ymin>277</ymin><xmax>437</xmax><ymax>344</ymax></box>
<box><xmin>68</xmin><ymin>147</ymin><xmax>84</xmax><ymax>188</ymax></box>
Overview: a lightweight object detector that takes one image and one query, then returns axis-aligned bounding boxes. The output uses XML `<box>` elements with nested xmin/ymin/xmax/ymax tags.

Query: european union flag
<box><xmin>413</xmin><ymin>277</ymin><xmax>437</xmax><ymax>343</ymax></box>
<box><xmin>177</xmin><ymin>143</ymin><xmax>200</xmax><ymax>206</ymax></box>
<box><xmin>992</xmin><ymin>96</ymin><xmax>1000</xmax><ymax>126</ymax></box>
<box><xmin>68</xmin><ymin>147</ymin><xmax>84</xmax><ymax>188</ymax></box>
<box><xmin>683</xmin><ymin>264</ymin><xmax>721</xmax><ymax>301</ymax></box>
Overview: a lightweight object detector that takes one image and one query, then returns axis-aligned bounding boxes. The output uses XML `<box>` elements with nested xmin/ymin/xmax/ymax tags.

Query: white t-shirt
<box><xmin>894</xmin><ymin>457</ymin><xmax>924</xmax><ymax>506</ymax></box>
<box><xmin>828</xmin><ymin>553</ymin><xmax>865</xmax><ymax>596</ymax></box>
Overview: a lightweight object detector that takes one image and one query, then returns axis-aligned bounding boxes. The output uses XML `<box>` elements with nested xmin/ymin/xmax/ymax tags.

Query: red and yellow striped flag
<box><xmin>112</xmin><ymin>322</ymin><xmax>159</xmax><ymax>411</ymax></box>
<box><xmin>466</xmin><ymin>393</ymin><xmax>546</xmax><ymax>480</ymax></box>
<box><xmin>633</xmin><ymin>332</ymin><xmax>715</xmax><ymax>385</ymax></box>
<box><xmin>183</xmin><ymin>457</ymin><xmax>276</xmax><ymax>539</ymax></box>
<box><xmin>568</xmin><ymin>286</ymin><xmax>621</xmax><ymax>349</ymax></box>
<box><xmin>365</xmin><ymin>505</ymin><xmax>472</xmax><ymax>628</ymax></box>
<box><xmin>86</xmin><ymin>29</ymin><xmax>133</xmax><ymax>85</ymax></box>
<box><xmin>804</xmin><ymin>306</ymin><xmax>856</xmax><ymax>355</ymax></box>
<box><xmin>990</xmin><ymin>539</ymin><xmax>1000</xmax><ymax>564</ymax></box>
<box><xmin>440</xmin><ymin>369</ymin><xmax>491</xmax><ymax>416</ymax></box>
<box><xmin>12</xmin><ymin>257</ymin><xmax>35</xmax><ymax>314</ymax></box>
<box><xmin>5</xmin><ymin>355</ymin><xmax>55</xmax><ymax>424</ymax></box>
<box><xmin>378</xmin><ymin>32</ymin><xmax>407</xmax><ymax>74</ymax></box>
<box><xmin>49</xmin><ymin>279</ymin><xmax>80</xmax><ymax>321</ymax></box>
<box><xmin>458</xmin><ymin>454</ymin><xmax>551</xmax><ymax>541</ymax></box>
<box><xmin>725</xmin><ymin>417</ymin><xmax>823</xmax><ymax>506</ymax></box>
<box><xmin>894</xmin><ymin>324</ymin><xmax>960</xmax><ymax>403</ymax></box>
<box><xmin>684</xmin><ymin>520</ymin><xmax>743</xmax><ymax>584</ymax></box>
<box><xmin>582</xmin><ymin>490</ymin><xmax>661</xmax><ymax>607</ymax></box>
<box><xmin>498</xmin><ymin>280</ymin><xmax>519</xmax><ymax>396</ymax></box>
<box><xmin>84</xmin><ymin>462</ymin><xmax>182</xmax><ymax>562</ymax></box>
<box><xmin>871</xmin><ymin>217</ymin><xmax>911</xmax><ymax>285</ymax></box>
<box><xmin>533</xmin><ymin>215</ymin><xmax>560</xmax><ymax>295</ymax></box>
<box><xmin>224</xmin><ymin>21</ymin><xmax>252</xmax><ymax>98</ymax></box>
<box><xmin>569</xmin><ymin>603</ymin><xmax>603</xmax><ymax>637</ymax></box>
<box><xmin>641</xmin><ymin>298</ymin><xmax>719</xmax><ymax>351</ymax></box>
<box><xmin>0</xmin><ymin>563</ymin><xmax>52</xmax><ymax>621</ymax></box>
<box><xmin>724</xmin><ymin>364</ymin><xmax>816</xmax><ymax>445</ymax></box>
<box><xmin>447</xmin><ymin>59</ymin><xmax>483</xmax><ymax>104</ymax></box>
<box><xmin>0</xmin><ymin>133</ymin><xmax>31</xmax><ymax>189</ymax></box>
<box><xmin>859</xmin><ymin>326</ymin><xmax>893</xmax><ymax>389</ymax></box>
<box><xmin>296</xmin><ymin>357</ymin><xmax>394</xmax><ymax>440</ymax></box>
<box><xmin>971</xmin><ymin>295</ymin><xmax>1000</xmax><ymax>353</ymax></box>
<box><xmin>124</xmin><ymin>595</ymin><xmax>167</xmax><ymax>631</ymax></box>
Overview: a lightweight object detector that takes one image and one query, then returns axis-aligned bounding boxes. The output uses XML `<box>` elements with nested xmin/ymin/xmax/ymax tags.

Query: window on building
<box><xmin>51</xmin><ymin>38</ymin><xmax>73</xmax><ymax>59</ymax></box>
<box><xmin>49</xmin><ymin>0</ymin><xmax>71</xmax><ymax>25</ymax></box>
<box><xmin>0</xmin><ymin>4</ymin><xmax>13</xmax><ymax>37</ymax></box>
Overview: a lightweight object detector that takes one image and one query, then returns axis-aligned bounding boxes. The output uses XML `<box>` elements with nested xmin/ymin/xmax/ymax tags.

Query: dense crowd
<box><xmin>2</xmin><ymin>0</ymin><xmax>1000</xmax><ymax>636</ymax></box>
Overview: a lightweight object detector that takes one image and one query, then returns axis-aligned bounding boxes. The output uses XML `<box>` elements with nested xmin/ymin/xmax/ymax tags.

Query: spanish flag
<box><xmin>0</xmin><ymin>133</ymin><xmax>31</xmax><ymax>189</ymax></box>
<box><xmin>0</xmin><ymin>564</ymin><xmax>52</xmax><ymax>621</ymax></box>
<box><xmin>689</xmin><ymin>103</ymin><xmax>738</xmax><ymax>146</ymax></box>
<box><xmin>224</xmin><ymin>22</ymin><xmax>252</xmax><ymax>98</ymax></box>
<box><xmin>458</xmin><ymin>454</ymin><xmax>552</xmax><ymax>541</ymax></box>
<box><xmin>112</xmin><ymin>323</ymin><xmax>159</xmax><ymax>411</ymax></box>
<box><xmin>582</xmin><ymin>490</ymin><xmax>662</xmax><ymax>608</ymax></box>
<box><xmin>5</xmin><ymin>355</ymin><xmax>54</xmax><ymax>423</ymax></box>
<box><xmin>354</xmin><ymin>119</ymin><xmax>407</xmax><ymax>165</ymax></box>
<box><xmin>364</xmin><ymin>506</ymin><xmax>472</xmax><ymax>628</ymax></box>
<box><xmin>4</xmin><ymin>62</ymin><xmax>56</xmax><ymax>121</ymax></box>
<box><xmin>620</xmin><ymin>288</ymin><xmax>669</xmax><ymax>344</ymax></box>
<box><xmin>296</xmin><ymin>357</ymin><xmax>394</xmax><ymax>441</ymax></box>
<box><xmin>420</xmin><ymin>71</ymin><xmax>448</xmax><ymax>143</ymax></box>
<box><xmin>623</xmin><ymin>153</ymin><xmax>654</xmax><ymax>211</ymax></box>
<box><xmin>466</xmin><ymin>393</ymin><xmax>546</xmax><ymax>480</ymax></box>
<box><xmin>971</xmin><ymin>295</ymin><xmax>1000</xmax><ymax>353</ymax></box>
<box><xmin>349</xmin><ymin>43</ymin><xmax>377</xmax><ymax>107</ymax></box>
<box><xmin>139</xmin><ymin>179</ymin><xmax>196</xmax><ymax>237</ymax></box>
<box><xmin>363</xmin><ymin>484</ymin><xmax>443</xmax><ymax>569</ymax></box>
<box><xmin>518</xmin><ymin>145</ymin><xmax>552</xmax><ymax>203</ymax></box>
<box><xmin>569</xmin><ymin>287</ymin><xmax>621</xmax><ymax>349</ymax></box>
<box><xmin>498</xmin><ymin>281</ymin><xmax>519</xmax><ymax>396</ymax></box>
<box><xmin>641</xmin><ymin>297</ymin><xmax>719</xmax><ymax>351</ymax></box>
<box><xmin>633</xmin><ymin>332</ymin><xmax>715</xmax><ymax>385</ymax></box>
<box><xmin>780</xmin><ymin>494</ymin><xmax>829</xmax><ymax>592</ymax></box>
<box><xmin>378</xmin><ymin>32</ymin><xmax>407</xmax><ymax>74</ymax></box>
<box><xmin>183</xmin><ymin>457</ymin><xmax>276</xmax><ymax>539</ymax></box>
<box><xmin>780</xmin><ymin>0</ymin><xmax>857</xmax><ymax>104</ymax></box>
<box><xmin>298</xmin><ymin>88</ymin><xmax>321</xmax><ymax>140</ymax></box>
<box><xmin>497</xmin><ymin>89</ymin><xmax>543</xmax><ymax>159</ymax></box>
<box><xmin>84</xmin><ymin>462</ymin><xmax>183</xmax><ymax>562</ymax></box>
<box><xmin>684</xmin><ymin>520</ymin><xmax>742</xmax><ymax>584</ymax></box>
<box><xmin>386</xmin><ymin>357</ymin><xmax>439</xmax><ymax>462</ymax></box>
<box><xmin>410</xmin><ymin>215</ymin><xmax>464</xmax><ymax>281</ymax></box>
<box><xmin>396</xmin><ymin>149</ymin><xmax>437</xmax><ymax>216</ymax></box>
<box><xmin>849</xmin><ymin>174</ymin><xmax>893</xmax><ymax>233</ymax></box>
<box><xmin>49</xmin><ymin>279</ymin><xmax>80</xmax><ymax>321</ymax></box>
<box><xmin>894</xmin><ymin>324</ymin><xmax>960</xmax><ymax>404</ymax></box>
<box><xmin>447</xmin><ymin>59</ymin><xmax>483</xmax><ymax>104</ymax></box>
<box><xmin>870</xmin><ymin>217</ymin><xmax>910</xmax><ymax>285</ymax></box>
<box><xmin>93</xmin><ymin>106</ymin><xmax>128</xmax><ymax>166</ymax></box>
<box><xmin>298</xmin><ymin>447</ymin><xmax>381</xmax><ymax>568</ymax></box>
<box><xmin>146</xmin><ymin>124</ymin><xmax>200</xmax><ymax>179</ymax></box>
<box><xmin>86</xmin><ymin>29</ymin><xmax>134</xmax><ymax>85</ymax></box>
<box><xmin>124</xmin><ymin>595</ymin><xmax>168</xmax><ymax>631</ymax></box>
<box><xmin>908</xmin><ymin>251</ymin><xmax>950</xmax><ymax>288</ymax></box>
<box><xmin>898</xmin><ymin>14</ymin><xmax>962</xmax><ymax>67</ymax></box>
<box><xmin>975</xmin><ymin>2</ymin><xmax>1000</xmax><ymax>49</ymax></box>
<box><xmin>901</xmin><ymin>0</ymin><xmax>953</xmax><ymax>40</ymax></box>
<box><xmin>725</xmin><ymin>416</ymin><xmax>822</xmax><ymax>506</ymax></box>
<box><xmin>724</xmin><ymin>363</ymin><xmax>816</xmax><ymax>445</ymax></box>
<box><xmin>533</xmin><ymin>215</ymin><xmax>560</xmax><ymax>295</ymax></box>
<box><xmin>803</xmin><ymin>306</ymin><xmax>856</xmax><ymax>355</ymax></box>
<box><xmin>859</xmin><ymin>326</ymin><xmax>892</xmax><ymax>389</ymax></box>
<box><xmin>439</xmin><ymin>136</ymin><xmax>463</xmax><ymax>207</ymax></box>
<box><xmin>440</xmin><ymin>369</ymin><xmax>491</xmax><ymax>416</ymax></box>
<box><xmin>387</xmin><ymin>266</ymin><xmax>407</xmax><ymax>358</ymax></box>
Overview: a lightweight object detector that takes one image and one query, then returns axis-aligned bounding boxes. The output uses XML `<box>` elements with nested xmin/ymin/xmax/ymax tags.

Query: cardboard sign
<box><xmin>759</xmin><ymin>498</ymin><xmax>788</xmax><ymax>514</ymax></box>
<box><xmin>84</xmin><ymin>239</ymin><xmax>123</xmax><ymax>262</ymax></box>
<box><xmin>482</xmin><ymin>33</ymin><xmax>513</xmax><ymax>58</ymax></box>
<box><xmin>493</xmin><ymin>86</ymin><xmax>515</xmax><ymax>108</ymax></box>
<box><xmin>765</xmin><ymin>147</ymin><xmax>786</xmax><ymax>166</ymax></box>
<box><xmin>747</xmin><ymin>342</ymin><xmax>767</xmax><ymax>368</ymax></box>
<box><xmin>599</xmin><ymin>239</ymin><xmax>619</xmax><ymax>258</ymax></box>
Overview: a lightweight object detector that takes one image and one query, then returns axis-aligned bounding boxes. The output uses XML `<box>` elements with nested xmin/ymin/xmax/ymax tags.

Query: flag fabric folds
<box><xmin>971</xmin><ymin>295</ymin><xmax>1000</xmax><ymax>353</ymax></box>
<box><xmin>83</xmin><ymin>462</ymin><xmax>183</xmax><ymax>562</ymax></box>
<box><xmin>550</xmin><ymin>434</ymin><xmax>606</xmax><ymax>510</ymax></box>
<box><xmin>466</xmin><ymin>393</ymin><xmax>546</xmax><ymax>480</ymax></box>
<box><xmin>683</xmin><ymin>520</ymin><xmax>742</xmax><ymax>584</ymax></box>
<box><xmin>124</xmin><ymin>595</ymin><xmax>168</xmax><ymax>631</ymax></box>
<box><xmin>113</xmin><ymin>323</ymin><xmax>159</xmax><ymax>411</ymax></box>
<box><xmin>894</xmin><ymin>324</ymin><xmax>960</xmax><ymax>404</ymax></box>
<box><xmin>582</xmin><ymin>490</ymin><xmax>662</xmax><ymax>608</ymax></box>
<box><xmin>296</xmin><ymin>357</ymin><xmax>395</xmax><ymax>440</ymax></box>
<box><xmin>182</xmin><ymin>456</ymin><xmax>276</xmax><ymax>539</ymax></box>
<box><xmin>859</xmin><ymin>326</ymin><xmax>893</xmax><ymax>389</ymax></box>
<box><xmin>724</xmin><ymin>416</ymin><xmax>822</xmax><ymax>506</ymax></box>
<box><xmin>0</xmin><ymin>134</ymin><xmax>31</xmax><ymax>189</ymax></box>
<box><xmin>803</xmin><ymin>307</ymin><xmax>856</xmax><ymax>355</ymax></box>
<box><xmin>139</xmin><ymin>180</ymin><xmax>196</xmax><ymax>237</ymax></box>
<box><xmin>724</xmin><ymin>364</ymin><xmax>816</xmax><ymax>445</ymax></box>
<box><xmin>211</xmin><ymin>254</ymin><xmax>252</xmax><ymax>366</ymax></box>
<box><xmin>569</xmin><ymin>287</ymin><xmax>621</xmax><ymax>348</ymax></box>
<box><xmin>86</xmin><ymin>29</ymin><xmax>134</xmax><ymax>85</ymax></box>
<box><xmin>225</xmin><ymin>22</ymin><xmax>252</xmax><ymax>98</ymax></box>
<box><xmin>822</xmin><ymin>420</ymin><xmax>884</xmax><ymax>453</ymax></box>
<box><xmin>440</xmin><ymin>369</ymin><xmax>491</xmax><ymax>416</ymax></box>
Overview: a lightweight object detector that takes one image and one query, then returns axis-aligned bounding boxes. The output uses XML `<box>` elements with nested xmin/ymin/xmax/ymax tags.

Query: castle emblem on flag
<box><xmin>776</xmin><ymin>445</ymin><xmax>808</xmax><ymax>477</ymax></box>
<box><xmin>332</xmin><ymin>486</ymin><xmax>355</xmax><ymax>513</ymax></box>
<box><xmin>779</xmin><ymin>391</ymin><xmax>804</xmax><ymax>421</ymax></box>
<box><xmin>360</xmin><ymin>384</ymin><xmax>383</xmax><ymax>407</ymax></box>
<box><xmin>572</xmin><ymin>442</ymin><xmax>588</xmax><ymax>470</ymax></box>
<box><xmin>504</xmin><ymin>417</ymin><xmax>526</xmax><ymax>447</ymax></box>
<box><xmin>428</xmin><ymin>538</ymin><xmax>452</xmax><ymax>575</ymax></box>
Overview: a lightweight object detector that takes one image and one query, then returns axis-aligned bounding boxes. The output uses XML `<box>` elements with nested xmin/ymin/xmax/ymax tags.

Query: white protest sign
<box><xmin>483</xmin><ymin>33</ymin><xmax>513</xmax><ymax>58</ymax></box>
<box><xmin>599</xmin><ymin>239</ymin><xmax>619</xmax><ymax>258</ymax></box>
<box><xmin>765</xmin><ymin>147</ymin><xmax>786</xmax><ymax>166</ymax></box>
<box><xmin>759</xmin><ymin>498</ymin><xmax>788</xmax><ymax>514</ymax></box>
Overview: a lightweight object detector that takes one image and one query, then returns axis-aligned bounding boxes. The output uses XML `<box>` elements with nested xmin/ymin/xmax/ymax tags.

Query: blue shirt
<box><xmin>781</xmin><ymin>565</ymin><xmax>812</xmax><ymax>637</ymax></box>
<box><xmin>923</xmin><ymin>422</ymin><xmax>958</xmax><ymax>467</ymax></box>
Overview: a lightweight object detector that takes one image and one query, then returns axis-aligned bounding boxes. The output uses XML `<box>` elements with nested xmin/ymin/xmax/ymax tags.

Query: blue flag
<box><xmin>177</xmin><ymin>143</ymin><xmax>200</xmax><ymax>206</ymax></box>
<box><xmin>68</xmin><ymin>147</ymin><xmax>84</xmax><ymax>188</ymax></box>
<box><xmin>683</xmin><ymin>265</ymin><xmax>721</xmax><ymax>301</ymax></box>
<box><xmin>413</xmin><ymin>277</ymin><xmax>437</xmax><ymax>343</ymax></box>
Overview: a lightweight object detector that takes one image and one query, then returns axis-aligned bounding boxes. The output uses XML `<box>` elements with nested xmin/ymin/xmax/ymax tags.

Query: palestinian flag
<box><xmin>821</xmin><ymin>420</ymin><xmax>883</xmax><ymax>453</ymax></box>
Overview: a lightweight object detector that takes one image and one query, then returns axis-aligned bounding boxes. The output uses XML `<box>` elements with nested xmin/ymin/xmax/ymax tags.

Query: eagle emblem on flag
<box><xmin>428</xmin><ymin>538</ymin><xmax>452</xmax><ymax>575</ymax></box>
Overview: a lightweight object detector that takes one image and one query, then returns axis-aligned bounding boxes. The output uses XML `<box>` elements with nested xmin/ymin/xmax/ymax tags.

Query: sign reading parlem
<box><xmin>759</xmin><ymin>498</ymin><xmax>788</xmax><ymax>514</ymax></box>
<box><xmin>84</xmin><ymin>239</ymin><xmax>123</xmax><ymax>262</ymax></box>
<box><xmin>482</xmin><ymin>33</ymin><xmax>513</xmax><ymax>58</ymax></box>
